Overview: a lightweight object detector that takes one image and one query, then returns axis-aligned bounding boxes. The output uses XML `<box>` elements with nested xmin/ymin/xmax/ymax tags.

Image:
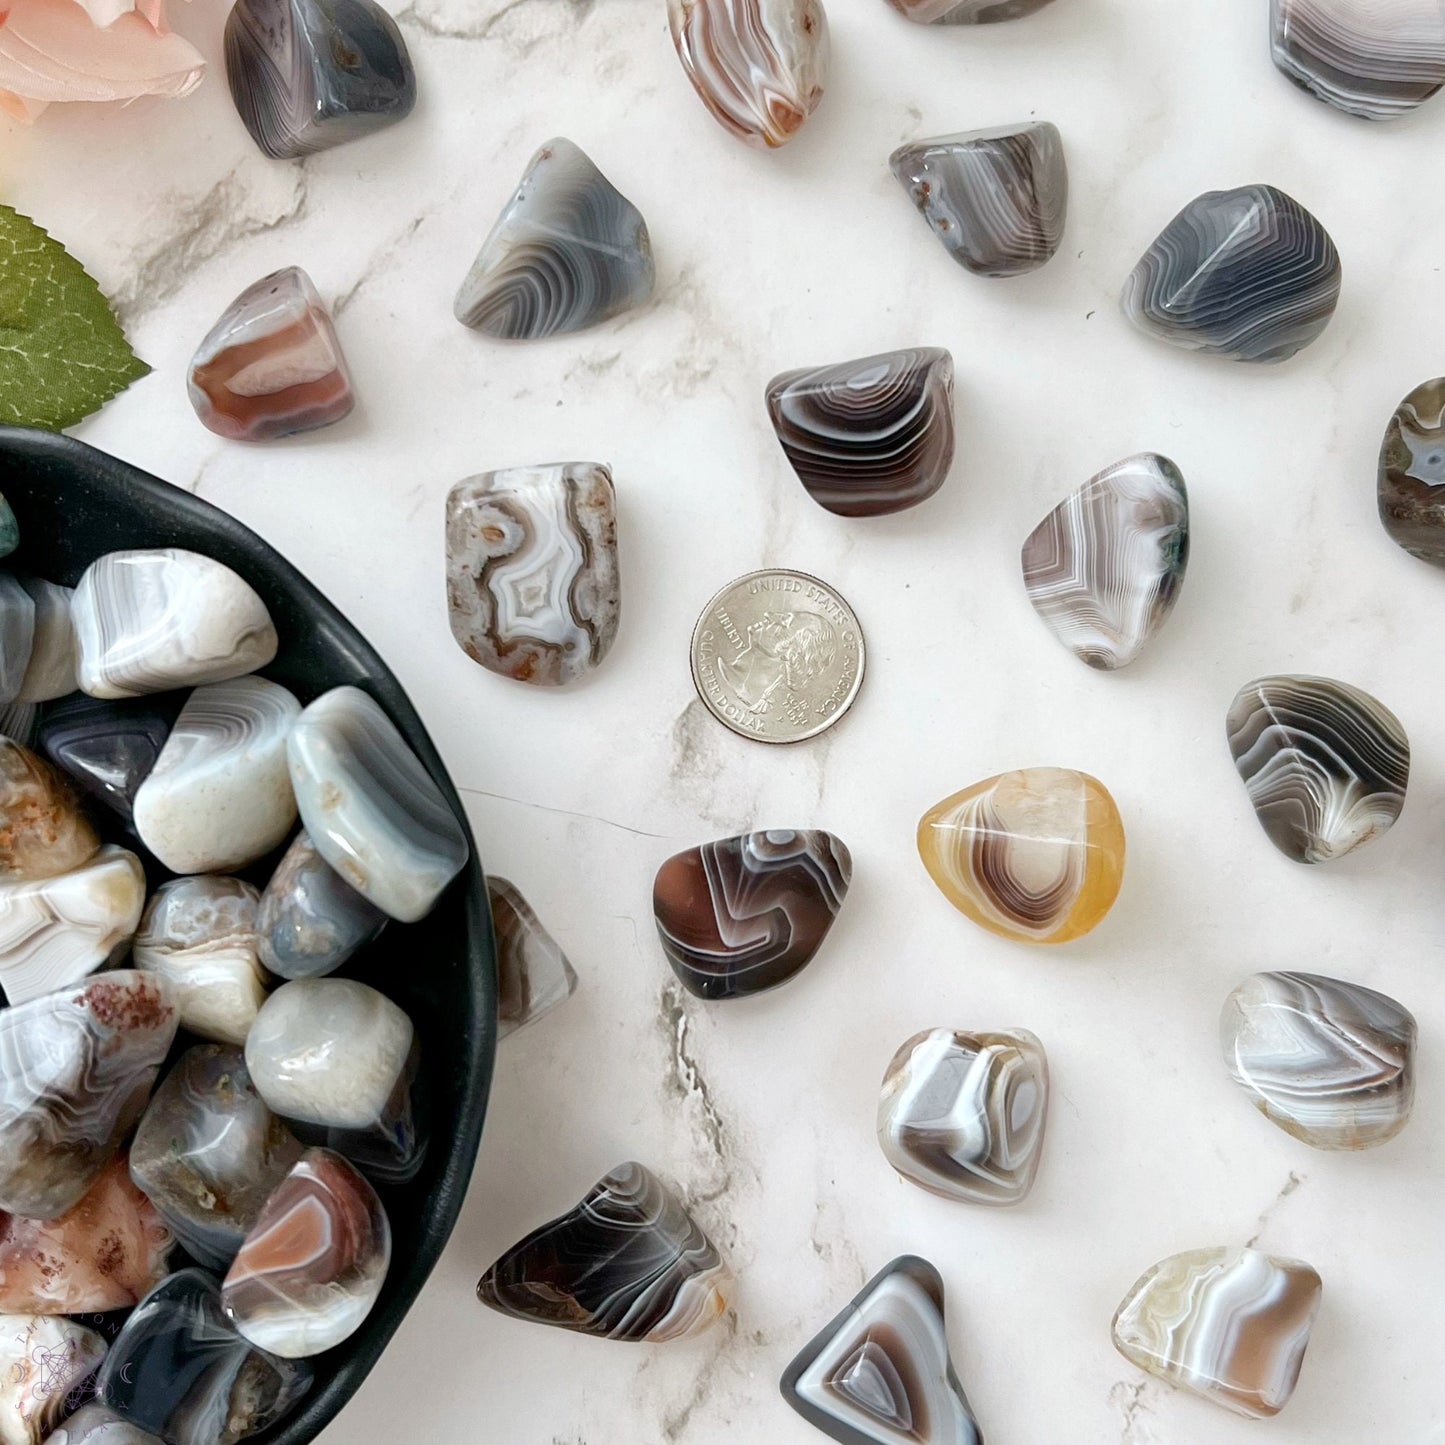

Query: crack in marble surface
<box><xmin>110</xmin><ymin>164</ymin><xmax>310</xmax><ymax>323</ymax></box>
<box><xmin>1108</xmin><ymin>1378</ymin><xmax>1159</xmax><ymax>1443</ymax></box>
<box><xmin>334</xmin><ymin>213</ymin><xmax>427</xmax><ymax>317</ymax></box>
<box><xmin>658</xmin><ymin>980</ymin><xmax>733</xmax><ymax>1206</ymax></box>
<box><xmin>397</xmin><ymin>0</ymin><xmax>596</xmax><ymax>48</ymax></box>
<box><xmin>455</xmin><ymin>784</ymin><xmax>675</xmax><ymax>838</ymax></box>
<box><xmin>1246</xmin><ymin>1170</ymin><xmax>1306</xmax><ymax>1249</ymax></box>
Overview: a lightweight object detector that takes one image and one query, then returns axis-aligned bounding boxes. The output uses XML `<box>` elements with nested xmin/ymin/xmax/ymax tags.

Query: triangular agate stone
<box><xmin>782</xmin><ymin>1256</ymin><xmax>984</xmax><ymax>1445</ymax></box>
<box><xmin>454</xmin><ymin>139</ymin><xmax>655</xmax><ymax>341</ymax></box>
<box><xmin>489</xmin><ymin>876</ymin><xmax>579</xmax><ymax>1038</ymax></box>
<box><xmin>1021</xmin><ymin>452</ymin><xmax>1189</xmax><ymax>670</ymax></box>
<box><xmin>224</xmin><ymin>0</ymin><xmax>416</xmax><ymax>160</ymax></box>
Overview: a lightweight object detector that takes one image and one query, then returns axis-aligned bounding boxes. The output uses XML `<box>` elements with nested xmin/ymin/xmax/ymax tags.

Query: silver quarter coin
<box><xmin>689</xmin><ymin>569</ymin><xmax>865</xmax><ymax>744</ymax></box>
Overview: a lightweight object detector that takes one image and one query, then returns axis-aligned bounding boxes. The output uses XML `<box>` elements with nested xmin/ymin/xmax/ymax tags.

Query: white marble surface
<box><xmin>8</xmin><ymin>1</ymin><xmax>1445</xmax><ymax>1440</ymax></box>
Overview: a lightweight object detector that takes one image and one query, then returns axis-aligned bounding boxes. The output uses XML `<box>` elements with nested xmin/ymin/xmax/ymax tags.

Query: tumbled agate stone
<box><xmin>0</xmin><ymin>1316</ymin><xmax>107</xmax><ymax>1445</ymax></box>
<box><xmin>445</xmin><ymin>463</ymin><xmax>621</xmax><ymax>686</ymax></box>
<box><xmin>130</xmin><ymin>1045</ymin><xmax>303</xmax><ymax>1270</ymax></box>
<box><xmin>222</xmin><ymin>1149</ymin><xmax>389</xmax><ymax>1358</ymax></box>
<box><xmin>1226</xmin><ymin>674</ymin><xmax>1408</xmax><ymax>863</ymax></box>
<box><xmin>0</xmin><ymin>577</ymin><xmax>34</xmax><ymax>708</ymax></box>
<box><xmin>918</xmin><ymin>768</ymin><xmax>1124</xmax><ymax>943</ymax></box>
<box><xmin>225</xmin><ymin>0</ymin><xmax>415</xmax><ymax>160</ymax></box>
<box><xmin>669</xmin><ymin>0</ymin><xmax>828</xmax><ymax>147</ymax></box>
<box><xmin>287</xmin><ymin>686</ymin><xmax>467</xmax><ymax>923</ymax></box>
<box><xmin>0</xmin><ymin>972</ymin><xmax>178</xmax><ymax>1220</ymax></box>
<box><xmin>454</xmin><ymin>140</ymin><xmax>654</xmax><ymax>342</ymax></box>
<box><xmin>38</xmin><ymin>693</ymin><xmax>182</xmax><ymax>829</ymax></box>
<box><xmin>245</xmin><ymin>978</ymin><xmax>424</xmax><ymax>1183</ymax></box>
<box><xmin>478</xmin><ymin>1161</ymin><xmax>732</xmax><ymax>1341</ymax></box>
<box><xmin>490</xmin><ymin>876</ymin><xmax>578</xmax><ymax>1039</ymax></box>
<box><xmin>781</xmin><ymin>1255</ymin><xmax>983</xmax><ymax>1445</ymax></box>
<box><xmin>1022</xmin><ymin>452</ymin><xmax>1189</xmax><ymax>670</ymax></box>
<box><xmin>189</xmin><ymin>268</ymin><xmax>354</xmax><ymax>442</ymax></box>
<box><xmin>256</xmin><ymin>829</ymin><xmax>386</xmax><ymax>980</ymax></box>
<box><xmin>98</xmin><ymin>1270</ymin><xmax>311</xmax><ymax>1445</ymax></box>
<box><xmin>133</xmin><ymin>677</ymin><xmax>300</xmax><ymax>875</ymax></box>
<box><xmin>134</xmin><ymin>877</ymin><xmax>269</xmax><ymax>1046</ymax></box>
<box><xmin>1271</xmin><ymin>0</ymin><xmax>1445</xmax><ymax>120</ymax></box>
<box><xmin>1112</xmin><ymin>1247</ymin><xmax>1321</xmax><ymax>1419</ymax></box>
<box><xmin>878</xmin><ymin>1028</ymin><xmax>1048</xmax><ymax>1205</ymax></box>
<box><xmin>0</xmin><ymin>501</ymin><xmax>16</xmax><ymax>560</ymax></box>
<box><xmin>1222</xmin><ymin>971</ymin><xmax>1415</xmax><ymax>1150</ymax></box>
<box><xmin>885</xmin><ymin>0</ymin><xmax>1055</xmax><ymax>20</ymax></box>
<box><xmin>0</xmin><ymin>1155</ymin><xmax>172</xmax><ymax>1314</ymax></box>
<box><xmin>72</xmin><ymin>550</ymin><xmax>278</xmax><ymax>700</ymax></box>
<box><xmin>1379</xmin><ymin>376</ymin><xmax>1445</xmax><ymax>565</ymax></box>
<box><xmin>653</xmin><ymin>830</ymin><xmax>852</xmax><ymax>1000</ymax></box>
<box><xmin>0</xmin><ymin>737</ymin><xmax>99</xmax><ymax>880</ymax></box>
<box><xmin>1122</xmin><ymin>184</ymin><xmax>1341</xmax><ymax>363</ymax></box>
<box><xmin>890</xmin><ymin>123</ymin><xmax>1068</xmax><ymax>278</ymax></box>
<box><xmin>41</xmin><ymin>1405</ymin><xmax>163</xmax><ymax>1445</ymax></box>
<box><xmin>17</xmin><ymin>579</ymin><xmax>76</xmax><ymax>704</ymax></box>
<box><xmin>0</xmin><ymin>845</ymin><xmax>147</xmax><ymax>1005</ymax></box>
<box><xmin>766</xmin><ymin>349</ymin><xmax>955</xmax><ymax>517</ymax></box>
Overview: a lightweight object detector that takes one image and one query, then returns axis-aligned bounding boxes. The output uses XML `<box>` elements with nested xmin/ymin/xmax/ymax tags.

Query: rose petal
<box><xmin>0</xmin><ymin>83</ymin><xmax>46</xmax><ymax>118</ymax></box>
<box><xmin>0</xmin><ymin>0</ymin><xmax>204</xmax><ymax>109</ymax></box>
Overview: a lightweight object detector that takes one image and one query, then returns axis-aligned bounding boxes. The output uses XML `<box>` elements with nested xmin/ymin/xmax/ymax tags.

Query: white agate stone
<box><xmin>72</xmin><ymin>549</ymin><xmax>278</xmax><ymax>700</ymax></box>
<box><xmin>16</xmin><ymin>579</ymin><xmax>76</xmax><ymax>703</ymax></box>
<box><xmin>245</xmin><ymin>978</ymin><xmax>413</xmax><ymax>1129</ymax></box>
<box><xmin>133</xmin><ymin>676</ymin><xmax>300</xmax><ymax>874</ymax></box>
<box><xmin>0</xmin><ymin>577</ymin><xmax>35</xmax><ymax>707</ymax></box>
<box><xmin>133</xmin><ymin>876</ymin><xmax>270</xmax><ymax>1046</ymax></box>
<box><xmin>287</xmin><ymin>686</ymin><xmax>467</xmax><ymax>922</ymax></box>
<box><xmin>0</xmin><ymin>1315</ymin><xmax>107</xmax><ymax>1445</ymax></box>
<box><xmin>0</xmin><ymin>845</ymin><xmax>146</xmax><ymax>1005</ymax></box>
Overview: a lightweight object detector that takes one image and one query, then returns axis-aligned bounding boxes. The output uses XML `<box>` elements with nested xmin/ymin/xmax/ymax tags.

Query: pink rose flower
<box><xmin>0</xmin><ymin>0</ymin><xmax>204</xmax><ymax>122</ymax></box>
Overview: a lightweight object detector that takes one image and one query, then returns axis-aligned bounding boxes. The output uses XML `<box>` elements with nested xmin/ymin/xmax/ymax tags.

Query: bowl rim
<box><xmin>0</xmin><ymin>424</ymin><xmax>496</xmax><ymax>1444</ymax></box>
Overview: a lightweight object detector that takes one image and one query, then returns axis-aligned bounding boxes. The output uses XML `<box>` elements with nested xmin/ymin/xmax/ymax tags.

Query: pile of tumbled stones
<box><xmin>0</xmin><ymin>512</ymin><xmax>470</xmax><ymax>1445</ymax></box>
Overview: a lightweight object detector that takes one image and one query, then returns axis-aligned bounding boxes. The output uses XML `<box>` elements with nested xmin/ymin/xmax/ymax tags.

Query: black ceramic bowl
<box><xmin>0</xmin><ymin>426</ymin><xmax>496</xmax><ymax>1444</ymax></box>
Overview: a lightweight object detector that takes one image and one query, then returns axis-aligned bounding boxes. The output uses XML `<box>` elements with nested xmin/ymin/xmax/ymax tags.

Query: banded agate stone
<box><xmin>130</xmin><ymin>1046</ymin><xmax>303</xmax><ymax>1271</ymax></box>
<box><xmin>38</xmin><ymin>694</ymin><xmax>182</xmax><ymax>829</ymax></box>
<box><xmin>1222</xmin><ymin>971</ymin><xmax>1416</xmax><ymax>1150</ymax></box>
<box><xmin>188</xmin><ymin>269</ymin><xmax>354</xmax><ymax>441</ymax></box>
<box><xmin>668</xmin><ymin>0</ymin><xmax>829</xmax><ymax>148</ymax></box>
<box><xmin>0</xmin><ymin>1316</ymin><xmax>107</xmax><ymax>1445</ymax></box>
<box><xmin>225</xmin><ymin>0</ymin><xmax>416</xmax><ymax>160</ymax></box>
<box><xmin>98</xmin><ymin>1270</ymin><xmax>310</xmax><ymax>1445</ymax></box>
<box><xmin>1379</xmin><ymin>376</ymin><xmax>1445</xmax><ymax>565</ymax></box>
<box><xmin>256</xmin><ymin>830</ymin><xmax>386</xmax><ymax>980</ymax></box>
<box><xmin>0</xmin><ymin>846</ymin><xmax>147</xmax><ymax>1006</ymax></box>
<box><xmin>1112</xmin><ymin>1247</ymin><xmax>1321</xmax><ymax>1419</ymax></box>
<box><xmin>445</xmin><ymin>463</ymin><xmax>621</xmax><ymax>686</ymax></box>
<box><xmin>878</xmin><ymin>1028</ymin><xmax>1048</xmax><ymax>1205</ymax></box>
<box><xmin>222</xmin><ymin>1149</ymin><xmax>389</xmax><ymax>1358</ymax></box>
<box><xmin>72</xmin><ymin>551</ymin><xmax>278</xmax><ymax>700</ymax></box>
<box><xmin>766</xmin><ymin>349</ymin><xmax>955</xmax><ymax>518</ymax></box>
<box><xmin>1122</xmin><ymin>185</ymin><xmax>1341</xmax><ymax>363</ymax></box>
<box><xmin>918</xmin><ymin>768</ymin><xmax>1124</xmax><ymax>943</ymax></box>
<box><xmin>490</xmin><ymin>877</ymin><xmax>578</xmax><ymax>1039</ymax></box>
<box><xmin>478</xmin><ymin>1162</ymin><xmax>732</xmax><ymax>1341</ymax></box>
<box><xmin>133</xmin><ymin>678</ymin><xmax>300</xmax><ymax>876</ymax></box>
<box><xmin>0</xmin><ymin>738</ymin><xmax>99</xmax><ymax>880</ymax></box>
<box><xmin>17</xmin><ymin>580</ymin><xmax>76</xmax><ymax>705</ymax></box>
<box><xmin>0</xmin><ymin>578</ymin><xmax>34</xmax><ymax>708</ymax></box>
<box><xmin>133</xmin><ymin>878</ymin><xmax>269</xmax><ymax>1047</ymax></box>
<box><xmin>0</xmin><ymin>972</ymin><xmax>178</xmax><ymax>1220</ymax></box>
<box><xmin>287</xmin><ymin>686</ymin><xmax>468</xmax><ymax>923</ymax></box>
<box><xmin>244</xmin><ymin>978</ymin><xmax>424</xmax><ymax>1183</ymax></box>
<box><xmin>0</xmin><ymin>1155</ymin><xmax>172</xmax><ymax>1314</ymax></box>
<box><xmin>1021</xmin><ymin>452</ymin><xmax>1189</xmax><ymax>670</ymax></box>
<box><xmin>454</xmin><ymin>140</ymin><xmax>654</xmax><ymax>342</ymax></box>
<box><xmin>885</xmin><ymin>0</ymin><xmax>1055</xmax><ymax>20</ymax></box>
<box><xmin>890</xmin><ymin>123</ymin><xmax>1068</xmax><ymax>278</ymax></box>
<box><xmin>1271</xmin><ymin>0</ymin><xmax>1445</xmax><ymax>120</ymax></box>
<box><xmin>782</xmin><ymin>1256</ymin><xmax>983</xmax><ymax>1445</ymax></box>
<box><xmin>1226</xmin><ymin>675</ymin><xmax>1408</xmax><ymax>863</ymax></box>
<box><xmin>653</xmin><ymin>830</ymin><xmax>852</xmax><ymax>1000</ymax></box>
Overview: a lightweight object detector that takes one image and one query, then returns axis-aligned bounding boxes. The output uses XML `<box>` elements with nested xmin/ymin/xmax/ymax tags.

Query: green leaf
<box><xmin>0</xmin><ymin>205</ymin><xmax>150</xmax><ymax>431</ymax></box>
